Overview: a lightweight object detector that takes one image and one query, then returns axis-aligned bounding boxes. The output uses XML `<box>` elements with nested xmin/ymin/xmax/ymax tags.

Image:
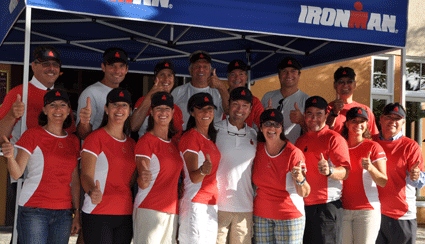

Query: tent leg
<box><xmin>12</xmin><ymin>6</ymin><xmax>32</xmax><ymax>244</ymax></box>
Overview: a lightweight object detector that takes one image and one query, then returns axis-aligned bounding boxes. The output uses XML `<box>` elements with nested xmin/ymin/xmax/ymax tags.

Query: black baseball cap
<box><xmin>33</xmin><ymin>45</ymin><xmax>61</xmax><ymax>64</ymax></box>
<box><xmin>260</xmin><ymin>109</ymin><xmax>283</xmax><ymax>124</ymax></box>
<box><xmin>383</xmin><ymin>103</ymin><xmax>406</xmax><ymax>118</ymax></box>
<box><xmin>44</xmin><ymin>89</ymin><xmax>69</xmax><ymax>106</ymax></box>
<box><xmin>334</xmin><ymin>66</ymin><xmax>356</xmax><ymax>82</ymax></box>
<box><xmin>305</xmin><ymin>96</ymin><xmax>328</xmax><ymax>112</ymax></box>
<box><xmin>346</xmin><ymin>107</ymin><xmax>368</xmax><ymax>121</ymax></box>
<box><xmin>187</xmin><ymin>92</ymin><xmax>217</xmax><ymax>112</ymax></box>
<box><xmin>154</xmin><ymin>59</ymin><xmax>175</xmax><ymax>76</ymax></box>
<box><xmin>151</xmin><ymin>92</ymin><xmax>174</xmax><ymax>109</ymax></box>
<box><xmin>227</xmin><ymin>59</ymin><xmax>248</xmax><ymax>73</ymax></box>
<box><xmin>189</xmin><ymin>50</ymin><xmax>212</xmax><ymax>64</ymax></box>
<box><xmin>103</xmin><ymin>47</ymin><xmax>128</xmax><ymax>65</ymax></box>
<box><xmin>277</xmin><ymin>57</ymin><xmax>302</xmax><ymax>71</ymax></box>
<box><xmin>229</xmin><ymin>87</ymin><xmax>253</xmax><ymax>104</ymax></box>
<box><xmin>106</xmin><ymin>88</ymin><xmax>131</xmax><ymax>105</ymax></box>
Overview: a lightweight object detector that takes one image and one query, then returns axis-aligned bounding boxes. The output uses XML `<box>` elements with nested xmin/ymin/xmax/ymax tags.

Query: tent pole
<box><xmin>400</xmin><ymin>47</ymin><xmax>406</xmax><ymax>107</ymax></box>
<box><xmin>12</xmin><ymin>6</ymin><xmax>31</xmax><ymax>244</ymax></box>
<box><xmin>400</xmin><ymin>47</ymin><xmax>406</xmax><ymax>136</ymax></box>
<box><xmin>247</xmin><ymin>50</ymin><xmax>252</xmax><ymax>89</ymax></box>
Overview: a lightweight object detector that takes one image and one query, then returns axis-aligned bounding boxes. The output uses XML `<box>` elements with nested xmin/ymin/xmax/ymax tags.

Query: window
<box><xmin>370</xmin><ymin>56</ymin><xmax>394</xmax><ymax>111</ymax></box>
<box><xmin>406</xmin><ymin>59</ymin><xmax>425</xmax><ymax>94</ymax></box>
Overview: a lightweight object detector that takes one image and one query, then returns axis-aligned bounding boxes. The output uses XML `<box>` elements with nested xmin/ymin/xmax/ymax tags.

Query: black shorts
<box><xmin>376</xmin><ymin>214</ymin><xmax>417</xmax><ymax>244</ymax></box>
<box><xmin>303</xmin><ymin>200</ymin><xmax>343</xmax><ymax>244</ymax></box>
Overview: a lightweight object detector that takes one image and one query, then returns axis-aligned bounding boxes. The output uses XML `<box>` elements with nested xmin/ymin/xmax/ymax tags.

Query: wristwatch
<box><xmin>326</xmin><ymin>167</ymin><xmax>334</xmax><ymax>177</ymax></box>
<box><xmin>296</xmin><ymin>177</ymin><xmax>306</xmax><ymax>185</ymax></box>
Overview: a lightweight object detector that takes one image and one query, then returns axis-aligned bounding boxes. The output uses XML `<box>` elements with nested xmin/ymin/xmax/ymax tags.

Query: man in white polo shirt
<box><xmin>215</xmin><ymin>87</ymin><xmax>257</xmax><ymax>244</ymax></box>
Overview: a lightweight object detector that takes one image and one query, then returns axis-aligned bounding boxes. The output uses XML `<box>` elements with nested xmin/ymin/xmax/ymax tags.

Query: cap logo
<box><xmin>241</xmin><ymin>90</ymin><xmax>246</xmax><ymax>95</ymax></box>
<box><xmin>204</xmin><ymin>96</ymin><xmax>209</xmax><ymax>102</ymax></box>
<box><xmin>357</xmin><ymin>109</ymin><xmax>362</xmax><ymax>114</ymax></box>
<box><xmin>235</xmin><ymin>62</ymin><xmax>239</xmax><ymax>67</ymax></box>
<box><xmin>55</xmin><ymin>91</ymin><xmax>61</xmax><ymax>96</ymax></box>
<box><xmin>343</xmin><ymin>71</ymin><xmax>347</xmax><ymax>75</ymax></box>
<box><xmin>119</xmin><ymin>91</ymin><xmax>124</xmax><ymax>97</ymax></box>
<box><xmin>312</xmin><ymin>99</ymin><xmax>317</xmax><ymax>103</ymax></box>
<box><xmin>48</xmin><ymin>51</ymin><xmax>54</xmax><ymax>57</ymax></box>
<box><xmin>271</xmin><ymin>112</ymin><xmax>275</xmax><ymax>117</ymax></box>
<box><xmin>162</xmin><ymin>95</ymin><xmax>167</xmax><ymax>100</ymax></box>
<box><xmin>164</xmin><ymin>63</ymin><xmax>169</xmax><ymax>67</ymax></box>
<box><xmin>394</xmin><ymin>107</ymin><xmax>399</xmax><ymax>112</ymax></box>
<box><xmin>115</xmin><ymin>52</ymin><xmax>120</xmax><ymax>58</ymax></box>
<box><xmin>288</xmin><ymin>60</ymin><xmax>292</xmax><ymax>65</ymax></box>
<box><xmin>199</xmin><ymin>54</ymin><xmax>204</xmax><ymax>58</ymax></box>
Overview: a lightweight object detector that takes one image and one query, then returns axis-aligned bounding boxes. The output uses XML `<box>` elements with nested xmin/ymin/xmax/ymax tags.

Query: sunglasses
<box><xmin>262</xmin><ymin>121</ymin><xmax>282</xmax><ymax>128</ymax></box>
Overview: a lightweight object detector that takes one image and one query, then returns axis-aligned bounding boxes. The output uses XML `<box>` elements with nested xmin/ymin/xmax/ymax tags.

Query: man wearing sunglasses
<box><xmin>295</xmin><ymin>96</ymin><xmax>350</xmax><ymax>244</ymax></box>
<box><xmin>215</xmin><ymin>87</ymin><xmax>257</xmax><ymax>244</ymax></box>
<box><xmin>326</xmin><ymin>66</ymin><xmax>378</xmax><ymax>135</ymax></box>
<box><xmin>0</xmin><ymin>45</ymin><xmax>75</xmax><ymax>145</ymax></box>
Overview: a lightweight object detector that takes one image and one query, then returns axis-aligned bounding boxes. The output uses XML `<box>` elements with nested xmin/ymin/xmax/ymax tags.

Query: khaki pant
<box><xmin>133</xmin><ymin>208</ymin><xmax>178</xmax><ymax>244</ymax></box>
<box><xmin>217</xmin><ymin>211</ymin><xmax>253</xmax><ymax>244</ymax></box>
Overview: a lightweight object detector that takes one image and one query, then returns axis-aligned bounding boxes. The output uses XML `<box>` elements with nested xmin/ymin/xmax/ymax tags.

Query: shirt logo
<box><xmin>298</xmin><ymin>1</ymin><xmax>398</xmax><ymax>33</ymax></box>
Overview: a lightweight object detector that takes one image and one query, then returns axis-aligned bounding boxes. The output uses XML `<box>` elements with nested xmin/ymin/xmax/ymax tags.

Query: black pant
<box><xmin>82</xmin><ymin>212</ymin><xmax>133</xmax><ymax>244</ymax></box>
<box><xmin>303</xmin><ymin>200</ymin><xmax>343</xmax><ymax>244</ymax></box>
<box><xmin>376</xmin><ymin>214</ymin><xmax>417</xmax><ymax>244</ymax></box>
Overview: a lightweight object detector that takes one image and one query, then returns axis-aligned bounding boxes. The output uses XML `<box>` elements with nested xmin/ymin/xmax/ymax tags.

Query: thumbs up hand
<box><xmin>332</xmin><ymin>93</ymin><xmax>344</xmax><ymax>115</ymax></box>
<box><xmin>138</xmin><ymin>160</ymin><xmax>152</xmax><ymax>189</ymax></box>
<box><xmin>290</xmin><ymin>102</ymin><xmax>303</xmax><ymax>124</ymax></box>
<box><xmin>410</xmin><ymin>161</ymin><xmax>421</xmax><ymax>182</ymax></box>
<box><xmin>90</xmin><ymin>180</ymin><xmax>103</xmax><ymax>204</ymax></box>
<box><xmin>12</xmin><ymin>94</ymin><xmax>25</xmax><ymax>119</ymax></box>
<box><xmin>207</xmin><ymin>69</ymin><xmax>222</xmax><ymax>89</ymax></box>
<box><xmin>79</xmin><ymin>97</ymin><xmax>92</xmax><ymax>125</ymax></box>
<box><xmin>200</xmin><ymin>153</ymin><xmax>212</xmax><ymax>176</ymax></box>
<box><xmin>291</xmin><ymin>161</ymin><xmax>304</xmax><ymax>183</ymax></box>
<box><xmin>362</xmin><ymin>152</ymin><xmax>373</xmax><ymax>171</ymax></box>
<box><xmin>318</xmin><ymin>153</ymin><xmax>330</xmax><ymax>176</ymax></box>
<box><xmin>1</xmin><ymin>135</ymin><xmax>14</xmax><ymax>158</ymax></box>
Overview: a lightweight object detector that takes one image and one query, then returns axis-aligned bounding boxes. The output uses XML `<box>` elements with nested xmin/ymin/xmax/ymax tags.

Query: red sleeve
<box><xmin>366</xmin><ymin>107</ymin><xmax>379</xmax><ymax>135</ymax></box>
<box><xmin>370</xmin><ymin>141</ymin><xmax>386</xmax><ymax>163</ymax></box>
<box><xmin>252</xmin><ymin>96</ymin><xmax>264</xmax><ymax>128</ymax></box>
<box><xmin>328</xmin><ymin>134</ymin><xmax>351</xmax><ymax>169</ymax></box>
<box><xmin>81</xmin><ymin>131</ymin><xmax>102</xmax><ymax>156</ymax></box>
<box><xmin>178</xmin><ymin>130</ymin><xmax>200</xmax><ymax>155</ymax></box>
<box><xmin>135</xmin><ymin>134</ymin><xmax>153</xmax><ymax>158</ymax></box>
<box><xmin>0</xmin><ymin>86</ymin><xmax>22</xmax><ymax>121</ymax></box>
<box><xmin>15</xmin><ymin>128</ymin><xmax>37</xmax><ymax>154</ymax></box>
<box><xmin>289</xmin><ymin>146</ymin><xmax>306</xmax><ymax>171</ymax></box>
<box><xmin>407</xmin><ymin>140</ymin><xmax>424</xmax><ymax>171</ymax></box>
<box><xmin>134</xmin><ymin>96</ymin><xmax>145</xmax><ymax>110</ymax></box>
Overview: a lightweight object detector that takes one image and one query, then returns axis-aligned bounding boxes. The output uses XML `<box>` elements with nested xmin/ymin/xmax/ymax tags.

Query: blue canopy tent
<box><xmin>0</xmin><ymin>0</ymin><xmax>409</xmax><ymax>242</ymax></box>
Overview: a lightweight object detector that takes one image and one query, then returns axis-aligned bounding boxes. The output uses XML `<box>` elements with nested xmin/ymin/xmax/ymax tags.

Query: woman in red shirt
<box><xmin>340</xmin><ymin>107</ymin><xmax>387</xmax><ymax>244</ymax></box>
<box><xmin>80</xmin><ymin>88</ymin><xmax>136</xmax><ymax>244</ymax></box>
<box><xmin>252</xmin><ymin>109</ymin><xmax>310</xmax><ymax>244</ymax></box>
<box><xmin>2</xmin><ymin>89</ymin><xmax>80</xmax><ymax>244</ymax></box>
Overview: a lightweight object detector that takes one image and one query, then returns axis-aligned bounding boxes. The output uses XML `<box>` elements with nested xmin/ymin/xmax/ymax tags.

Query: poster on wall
<box><xmin>0</xmin><ymin>70</ymin><xmax>9</xmax><ymax>105</ymax></box>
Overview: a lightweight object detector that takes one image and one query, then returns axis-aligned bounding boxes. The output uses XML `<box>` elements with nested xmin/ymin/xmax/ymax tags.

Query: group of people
<box><xmin>0</xmin><ymin>45</ymin><xmax>423</xmax><ymax>244</ymax></box>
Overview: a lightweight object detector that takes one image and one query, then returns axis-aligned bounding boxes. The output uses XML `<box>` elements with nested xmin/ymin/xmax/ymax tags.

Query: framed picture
<box><xmin>0</xmin><ymin>70</ymin><xmax>10</xmax><ymax>105</ymax></box>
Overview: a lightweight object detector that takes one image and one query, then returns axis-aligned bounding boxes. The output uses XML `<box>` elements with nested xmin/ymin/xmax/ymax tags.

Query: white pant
<box><xmin>342</xmin><ymin>208</ymin><xmax>381</xmax><ymax>244</ymax></box>
<box><xmin>178</xmin><ymin>199</ymin><xmax>218</xmax><ymax>244</ymax></box>
<box><xmin>133</xmin><ymin>208</ymin><xmax>178</xmax><ymax>244</ymax></box>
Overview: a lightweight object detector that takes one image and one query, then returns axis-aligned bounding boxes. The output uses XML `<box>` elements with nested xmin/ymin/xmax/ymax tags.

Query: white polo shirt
<box><xmin>215</xmin><ymin>119</ymin><xmax>257</xmax><ymax>212</ymax></box>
